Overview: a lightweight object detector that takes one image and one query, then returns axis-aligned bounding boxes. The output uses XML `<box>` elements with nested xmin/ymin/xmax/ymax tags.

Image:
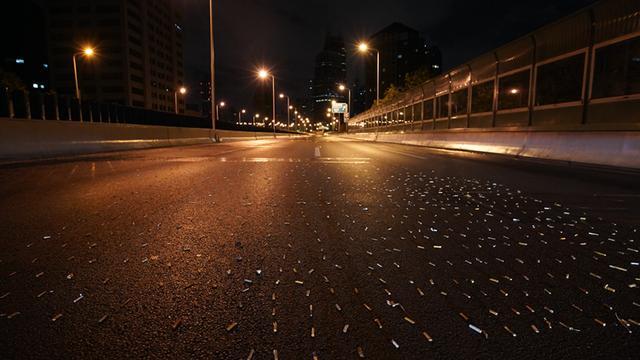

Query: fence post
<box><xmin>466</xmin><ymin>64</ymin><xmax>472</xmax><ymax>128</ymax></box>
<box><xmin>53</xmin><ymin>94</ymin><xmax>60</xmax><ymax>120</ymax></box>
<box><xmin>528</xmin><ymin>35</ymin><xmax>537</xmax><ymax>127</ymax></box>
<box><xmin>492</xmin><ymin>52</ymin><xmax>499</xmax><ymax>128</ymax></box>
<box><xmin>582</xmin><ymin>8</ymin><xmax>595</xmax><ymax>125</ymax></box>
<box><xmin>40</xmin><ymin>92</ymin><xmax>46</xmax><ymax>120</ymax></box>
<box><xmin>24</xmin><ymin>91</ymin><xmax>32</xmax><ymax>120</ymax></box>
<box><xmin>65</xmin><ymin>96</ymin><xmax>72</xmax><ymax>120</ymax></box>
<box><xmin>7</xmin><ymin>88</ymin><xmax>15</xmax><ymax>119</ymax></box>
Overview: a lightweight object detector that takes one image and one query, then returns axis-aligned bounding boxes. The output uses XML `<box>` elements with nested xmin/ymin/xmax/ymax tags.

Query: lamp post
<box><xmin>279</xmin><ymin>93</ymin><xmax>291</xmax><ymax>129</ymax></box>
<box><xmin>338</xmin><ymin>84</ymin><xmax>351</xmax><ymax>116</ymax></box>
<box><xmin>238</xmin><ymin>109</ymin><xmax>246</xmax><ymax>124</ymax></box>
<box><xmin>174</xmin><ymin>86</ymin><xmax>187</xmax><ymax>114</ymax></box>
<box><xmin>216</xmin><ymin>101</ymin><xmax>225</xmax><ymax>123</ymax></box>
<box><xmin>72</xmin><ymin>47</ymin><xmax>95</xmax><ymax>122</ymax></box>
<box><xmin>258</xmin><ymin>69</ymin><xmax>276</xmax><ymax>137</ymax></box>
<box><xmin>208</xmin><ymin>0</ymin><xmax>216</xmax><ymax>132</ymax></box>
<box><xmin>357</xmin><ymin>42</ymin><xmax>380</xmax><ymax>106</ymax></box>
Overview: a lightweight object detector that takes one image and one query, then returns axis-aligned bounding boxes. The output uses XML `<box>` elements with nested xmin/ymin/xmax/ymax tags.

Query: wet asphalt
<box><xmin>0</xmin><ymin>135</ymin><xmax>639</xmax><ymax>359</ymax></box>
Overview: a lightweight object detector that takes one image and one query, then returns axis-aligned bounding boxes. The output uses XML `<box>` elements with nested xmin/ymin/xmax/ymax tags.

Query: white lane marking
<box><xmin>314</xmin><ymin>146</ymin><xmax>321</xmax><ymax>158</ymax></box>
<box><xmin>382</xmin><ymin>148</ymin><xmax>428</xmax><ymax>160</ymax></box>
<box><xmin>167</xmin><ymin>157</ymin><xmax>370</xmax><ymax>164</ymax></box>
<box><xmin>315</xmin><ymin>157</ymin><xmax>370</xmax><ymax>161</ymax></box>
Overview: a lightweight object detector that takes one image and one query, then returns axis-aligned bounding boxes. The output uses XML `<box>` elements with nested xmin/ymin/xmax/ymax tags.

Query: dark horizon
<box><xmin>182</xmin><ymin>0</ymin><xmax>598</xmax><ymax>110</ymax></box>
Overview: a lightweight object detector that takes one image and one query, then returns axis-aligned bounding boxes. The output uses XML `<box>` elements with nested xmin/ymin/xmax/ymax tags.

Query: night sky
<box><xmin>181</xmin><ymin>0</ymin><xmax>598</xmax><ymax>111</ymax></box>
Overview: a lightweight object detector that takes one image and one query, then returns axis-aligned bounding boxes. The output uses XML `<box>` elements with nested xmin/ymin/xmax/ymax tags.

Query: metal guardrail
<box><xmin>350</xmin><ymin>0</ymin><xmax>640</xmax><ymax>133</ymax></box>
<box><xmin>0</xmin><ymin>88</ymin><xmax>291</xmax><ymax>133</ymax></box>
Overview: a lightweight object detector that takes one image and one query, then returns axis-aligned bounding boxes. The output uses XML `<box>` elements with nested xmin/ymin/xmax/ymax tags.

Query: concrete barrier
<box><xmin>0</xmin><ymin>118</ymin><xmax>302</xmax><ymax>161</ymax></box>
<box><xmin>344</xmin><ymin>129</ymin><xmax>640</xmax><ymax>170</ymax></box>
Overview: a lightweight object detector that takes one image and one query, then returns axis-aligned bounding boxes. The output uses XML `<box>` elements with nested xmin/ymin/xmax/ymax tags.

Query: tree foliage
<box><xmin>404</xmin><ymin>67</ymin><xmax>433</xmax><ymax>90</ymax></box>
<box><xmin>0</xmin><ymin>68</ymin><xmax>26</xmax><ymax>91</ymax></box>
<box><xmin>379</xmin><ymin>84</ymin><xmax>402</xmax><ymax>105</ymax></box>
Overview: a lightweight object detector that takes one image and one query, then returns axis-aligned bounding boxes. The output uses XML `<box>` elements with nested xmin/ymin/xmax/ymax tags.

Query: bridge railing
<box><xmin>349</xmin><ymin>0</ymin><xmax>640</xmax><ymax>133</ymax></box>
<box><xmin>0</xmin><ymin>88</ymin><xmax>287</xmax><ymax>133</ymax></box>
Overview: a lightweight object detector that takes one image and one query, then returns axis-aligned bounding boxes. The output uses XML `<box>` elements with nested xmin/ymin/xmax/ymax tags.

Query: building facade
<box><xmin>363</xmin><ymin>22</ymin><xmax>441</xmax><ymax>108</ymax></box>
<box><xmin>311</xmin><ymin>34</ymin><xmax>347</xmax><ymax>123</ymax></box>
<box><xmin>45</xmin><ymin>0</ymin><xmax>185</xmax><ymax>112</ymax></box>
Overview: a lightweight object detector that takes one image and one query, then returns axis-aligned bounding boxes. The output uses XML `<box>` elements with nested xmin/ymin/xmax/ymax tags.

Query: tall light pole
<box><xmin>338</xmin><ymin>84</ymin><xmax>351</xmax><ymax>116</ymax></box>
<box><xmin>209</xmin><ymin>0</ymin><xmax>216</xmax><ymax>132</ymax></box>
<box><xmin>72</xmin><ymin>47</ymin><xmax>95</xmax><ymax>122</ymax></box>
<box><xmin>174</xmin><ymin>86</ymin><xmax>187</xmax><ymax>114</ymax></box>
<box><xmin>357</xmin><ymin>42</ymin><xmax>380</xmax><ymax>106</ymax></box>
<box><xmin>238</xmin><ymin>109</ymin><xmax>246</xmax><ymax>124</ymax></box>
<box><xmin>258</xmin><ymin>69</ymin><xmax>276</xmax><ymax>137</ymax></box>
<box><xmin>279</xmin><ymin>93</ymin><xmax>291</xmax><ymax>129</ymax></box>
<box><xmin>216</xmin><ymin>101</ymin><xmax>225</xmax><ymax>123</ymax></box>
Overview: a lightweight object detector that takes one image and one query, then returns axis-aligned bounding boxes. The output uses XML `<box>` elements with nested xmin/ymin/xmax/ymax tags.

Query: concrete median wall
<box><xmin>345</xmin><ymin>129</ymin><xmax>640</xmax><ymax>170</ymax></box>
<box><xmin>0</xmin><ymin>117</ymin><xmax>296</xmax><ymax>161</ymax></box>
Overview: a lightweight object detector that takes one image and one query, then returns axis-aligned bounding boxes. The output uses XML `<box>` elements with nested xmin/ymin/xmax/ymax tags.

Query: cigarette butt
<box><xmin>422</xmin><ymin>331</ymin><xmax>433</xmax><ymax>342</ymax></box>
<box><xmin>226</xmin><ymin>322</ymin><xmax>238</xmax><ymax>332</ymax></box>
<box><xmin>404</xmin><ymin>316</ymin><xmax>416</xmax><ymax>324</ymax></box>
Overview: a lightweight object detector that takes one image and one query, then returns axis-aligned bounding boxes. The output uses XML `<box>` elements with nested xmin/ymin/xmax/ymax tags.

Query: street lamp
<box><xmin>238</xmin><ymin>108</ymin><xmax>246</xmax><ymax>123</ymax></box>
<box><xmin>174</xmin><ymin>86</ymin><xmax>187</xmax><ymax>114</ymax></box>
<box><xmin>279</xmin><ymin>93</ymin><xmax>291</xmax><ymax>130</ymax></box>
<box><xmin>357</xmin><ymin>42</ymin><xmax>380</xmax><ymax>106</ymax></box>
<box><xmin>258</xmin><ymin>69</ymin><xmax>276</xmax><ymax>136</ymax></box>
<box><xmin>216</xmin><ymin>101</ymin><xmax>225</xmax><ymax>122</ymax></box>
<box><xmin>72</xmin><ymin>46</ymin><xmax>95</xmax><ymax>121</ymax></box>
<box><xmin>208</xmin><ymin>0</ymin><xmax>216</xmax><ymax>132</ymax></box>
<box><xmin>338</xmin><ymin>84</ymin><xmax>351</xmax><ymax>117</ymax></box>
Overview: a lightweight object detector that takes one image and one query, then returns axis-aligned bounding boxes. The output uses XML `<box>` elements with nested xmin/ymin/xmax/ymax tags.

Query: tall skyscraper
<box><xmin>311</xmin><ymin>34</ymin><xmax>347</xmax><ymax>123</ymax></box>
<box><xmin>363</xmin><ymin>22</ymin><xmax>442</xmax><ymax>108</ymax></box>
<box><xmin>44</xmin><ymin>0</ymin><xmax>185</xmax><ymax>112</ymax></box>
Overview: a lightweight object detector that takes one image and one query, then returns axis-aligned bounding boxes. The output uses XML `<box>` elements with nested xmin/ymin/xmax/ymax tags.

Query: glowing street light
<box><xmin>208</xmin><ymin>0</ymin><xmax>216</xmax><ymax>132</ymax></box>
<box><xmin>257</xmin><ymin>68</ymin><xmax>276</xmax><ymax>136</ymax></box>
<box><xmin>357</xmin><ymin>41</ymin><xmax>380</xmax><ymax>105</ymax></box>
<box><xmin>338</xmin><ymin>84</ymin><xmax>351</xmax><ymax>117</ymax></box>
<box><xmin>216</xmin><ymin>101</ymin><xmax>225</xmax><ymax>122</ymax></box>
<box><xmin>279</xmin><ymin>93</ymin><xmax>291</xmax><ymax>129</ymax></box>
<box><xmin>174</xmin><ymin>86</ymin><xmax>187</xmax><ymax>114</ymax></box>
<box><xmin>238</xmin><ymin>108</ymin><xmax>247</xmax><ymax>123</ymax></box>
<box><xmin>72</xmin><ymin>46</ymin><xmax>96</xmax><ymax>121</ymax></box>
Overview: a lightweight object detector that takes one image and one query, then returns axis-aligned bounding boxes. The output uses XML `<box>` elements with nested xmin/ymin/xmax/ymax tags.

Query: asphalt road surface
<box><xmin>1</xmin><ymin>136</ymin><xmax>639</xmax><ymax>359</ymax></box>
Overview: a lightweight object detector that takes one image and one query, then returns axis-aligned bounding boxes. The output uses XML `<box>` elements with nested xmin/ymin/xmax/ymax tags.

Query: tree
<box><xmin>404</xmin><ymin>67</ymin><xmax>433</xmax><ymax>90</ymax></box>
<box><xmin>378</xmin><ymin>84</ymin><xmax>402</xmax><ymax>106</ymax></box>
<box><xmin>0</xmin><ymin>68</ymin><xmax>26</xmax><ymax>91</ymax></box>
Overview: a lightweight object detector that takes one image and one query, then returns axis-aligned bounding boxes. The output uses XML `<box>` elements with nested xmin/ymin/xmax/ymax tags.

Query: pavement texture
<box><xmin>0</xmin><ymin>135</ymin><xmax>639</xmax><ymax>359</ymax></box>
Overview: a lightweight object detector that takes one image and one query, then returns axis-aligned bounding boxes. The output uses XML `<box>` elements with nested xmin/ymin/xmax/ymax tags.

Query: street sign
<box><xmin>332</xmin><ymin>102</ymin><xmax>348</xmax><ymax>114</ymax></box>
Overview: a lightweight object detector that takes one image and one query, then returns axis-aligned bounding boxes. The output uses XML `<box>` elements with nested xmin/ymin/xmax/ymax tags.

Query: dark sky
<box><xmin>180</xmin><ymin>0</ymin><xmax>598</xmax><ymax>110</ymax></box>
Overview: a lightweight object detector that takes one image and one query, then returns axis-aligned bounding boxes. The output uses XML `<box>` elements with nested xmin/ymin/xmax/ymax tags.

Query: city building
<box><xmin>363</xmin><ymin>22</ymin><xmax>441</xmax><ymax>108</ymax></box>
<box><xmin>44</xmin><ymin>0</ymin><xmax>185</xmax><ymax>112</ymax></box>
<box><xmin>199</xmin><ymin>79</ymin><xmax>212</xmax><ymax>115</ymax></box>
<box><xmin>311</xmin><ymin>34</ymin><xmax>347</xmax><ymax>123</ymax></box>
<box><xmin>0</xmin><ymin>1</ymin><xmax>49</xmax><ymax>91</ymax></box>
<box><xmin>349</xmin><ymin>79</ymin><xmax>368</xmax><ymax>116</ymax></box>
